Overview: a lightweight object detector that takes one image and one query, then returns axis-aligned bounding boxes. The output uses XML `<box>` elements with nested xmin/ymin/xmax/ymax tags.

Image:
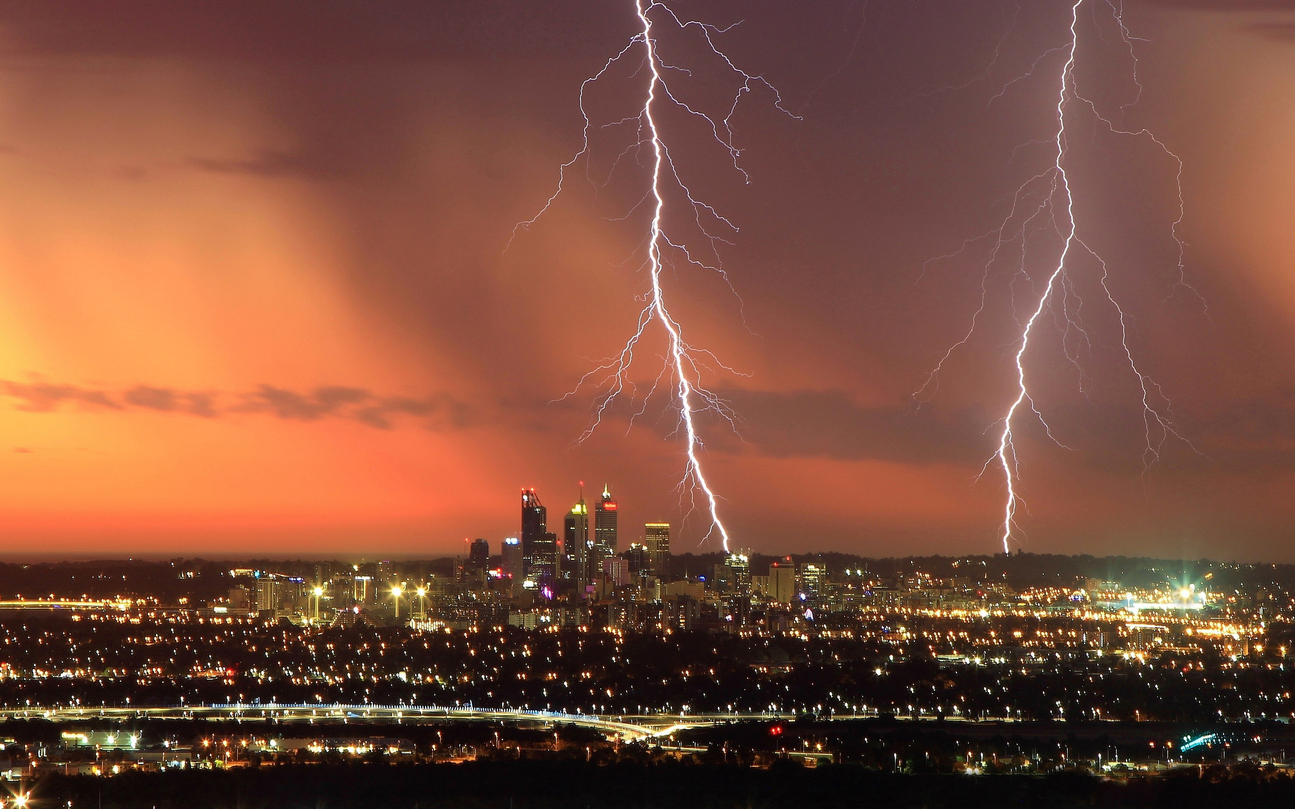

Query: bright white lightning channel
<box><xmin>920</xmin><ymin>0</ymin><xmax>1201</xmax><ymax>555</ymax></box>
<box><xmin>512</xmin><ymin>1</ymin><xmax>796</xmax><ymax>551</ymax></box>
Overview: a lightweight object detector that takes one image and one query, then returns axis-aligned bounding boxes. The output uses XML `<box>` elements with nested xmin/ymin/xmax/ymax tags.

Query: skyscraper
<box><xmin>799</xmin><ymin>563</ymin><xmax>827</xmax><ymax>602</ymax></box>
<box><xmin>469</xmin><ymin>538</ymin><xmax>489</xmax><ymax>571</ymax></box>
<box><xmin>723</xmin><ymin>552</ymin><xmax>751</xmax><ymax>595</ymax></box>
<box><xmin>255</xmin><ymin>576</ymin><xmax>278</xmax><ymax>615</ymax></box>
<box><xmin>625</xmin><ymin>543</ymin><xmax>650</xmax><ymax>574</ymax></box>
<box><xmin>563</xmin><ymin>491</ymin><xmax>589</xmax><ymax>595</ymax></box>
<box><xmin>768</xmin><ymin>559</ymin><xmax>796</xmax><ymax>604</ymax></box>
<box><xmin>594</xmin><ymin>486</ymin><xmax>618</xmax><ymax>584</ymax></box>
<box><xmin>533</xmin><ymin>532</ymin><xmax>559</xmax><ymax>592</ymax></box>
<box><xmin>501</xmin><ymin>537</ymin><xmax>523</xmax><ymax>581</ymax></box>
<box><xmin>520</xmin><ymin>489</ymin><xmax>546</xmax><ymax>574</ymax></box>
<box><xmin>797</xmin><ymin>564</ymin><xmax>828</xmax><ymax>603</ymax></box>
<box><xmin>644</xmin><ymin>522</ymin><xmax>670</xmax><ymax>580</ymax></box>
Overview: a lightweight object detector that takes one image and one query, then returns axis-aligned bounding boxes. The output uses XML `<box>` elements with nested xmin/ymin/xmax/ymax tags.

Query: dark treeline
<box><xmin>0</xmin><ymin>560</ymin><xmax>233</xmax><ymax>603</ymax></box>
<box><xmin>0</xmin><ymin>559</ymin><xmax>463</xmax><ymax>603</ymax></box>
<box><xmin>21</xmin><ymin>760</ymin><xmax>1295</xmax><ymax>809</ymax></box>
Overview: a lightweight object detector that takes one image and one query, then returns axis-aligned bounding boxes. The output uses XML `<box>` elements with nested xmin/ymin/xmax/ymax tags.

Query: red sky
<box><xmin>0</xmin><ymin>0</ymin><xmax>1293</xmax><ymax>559</ymax></box>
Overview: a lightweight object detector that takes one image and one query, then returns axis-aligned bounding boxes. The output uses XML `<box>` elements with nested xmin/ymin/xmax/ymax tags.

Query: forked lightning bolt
<box><xmin>921</xmin><ymin>0</ymin><xmax>1201</xmax><ymax>554</ymax></box>
<box><xmin>512</xmin><ymin>1</ymin><xmax>796</xmax><ymax>551</ymax></box>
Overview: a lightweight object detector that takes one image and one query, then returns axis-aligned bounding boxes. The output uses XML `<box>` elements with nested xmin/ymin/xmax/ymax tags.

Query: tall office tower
<box><xmin>593</xmin><ymin>486</ymin><xmax>618</xmax><ymax>583</ymax></box>
<box><xmin>644</xmin><ymin>522</ymin><xmax>671</xmax><ymax>580</ymax></box>
<box><xmin>281</xmin><ymin>578</ymin><xmax>306</xmax><ymax>615</ymax></box>
<box><xmin>353</xmin><ymin>575</ymin><xmax>374</xmax><ymax>605</ymax></box>
<box><xmin>725</xmin><ymin>552</ymin><xmax>751</xmax><ymax>595</ymax></box>
<box><xmin>799</xmin><ymin>563</ymin><xmax>827</xmax><ymax>602</ymax></box>
<box><xmin>768</xmin><ymin>559</ymin><xmax>796</xmax><ymax>604</ymax></box>
<box><xmin>255</xmin><ymin>576</ymin><xmax>278</xmax><ymax>615</ymax></box>
<box><xmin>531</xmin><ymin>531</ymin><xmax>559</xmax><ymax>592</ymax></box>
<box><xmin>520</xmin><ymin>489</ymin><xmax>546</xmax><ymax>573</ymax></box>
<box><xmin>501</xmin><ymin>537</ymin><xmax>523</xmax><ymax>581</ymax></box>
<box><xmin>469</xmin><ymin>538</ymin><xmax>489</xmax><ymax>570</ymax></box>
<box><xmin>563</xmin><ymin>491</ymin><xmax>589</xmax><ymax>594</ymax></box>
<box><xmin>625</xmin><ymin>543</ymin><xmax>650</xmax><ymax>574</ymax></box>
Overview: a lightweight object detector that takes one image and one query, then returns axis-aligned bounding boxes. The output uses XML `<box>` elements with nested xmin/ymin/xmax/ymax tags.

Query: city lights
<box><xmin>0</xmin><ymin>0</ymin><xmax>1286</xmax><ymax>803</ymax></box>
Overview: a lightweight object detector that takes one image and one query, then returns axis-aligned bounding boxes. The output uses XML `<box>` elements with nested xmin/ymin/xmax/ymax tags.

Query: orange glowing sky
<box><xmin>1</xmin><ymin>0</ymin><xmax>1293</xmax><ymax>559</ymax></box>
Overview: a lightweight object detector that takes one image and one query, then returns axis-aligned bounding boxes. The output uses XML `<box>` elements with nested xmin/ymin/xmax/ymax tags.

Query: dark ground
<box><xmin>20</xmin><ymin>760</ymin><xmax>1295</xmax><ymax>809</ymax></box>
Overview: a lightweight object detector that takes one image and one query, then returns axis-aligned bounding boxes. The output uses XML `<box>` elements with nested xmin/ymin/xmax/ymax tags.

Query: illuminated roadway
<box><xmin>0</xmin><ymin>600</ymin><xmax>130</xmax><ymax>611</ymax></box>
<box><xmin>0</xmin><ymin>704</ymin><xmax>736</xmax><ymax>742</ymax></box>
<box><xmin>0</xmin><ymin>704</ymin><xmax>1037</xmax><ymax>742</ymax></box>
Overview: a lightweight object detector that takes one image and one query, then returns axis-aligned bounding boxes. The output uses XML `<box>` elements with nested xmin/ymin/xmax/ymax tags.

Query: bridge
<box><xmin>0</xmin><ymin>704</ymin><xmax>732</xmax><ymax>742</ymax></box>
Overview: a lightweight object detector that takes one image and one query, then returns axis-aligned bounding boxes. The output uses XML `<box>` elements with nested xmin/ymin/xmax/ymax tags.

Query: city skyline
<box><xmin>0</xmin><ymin>2</ymin><xmax>1293</xmax><ymax>561</ymax></box>
<box><xmin>5</xmin><ymin>4</ymin><xmax>1295</xmax><ymax>806</ymax></box>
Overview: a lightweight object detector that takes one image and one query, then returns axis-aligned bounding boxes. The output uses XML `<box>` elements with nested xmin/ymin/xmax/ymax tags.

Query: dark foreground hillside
<box><xmin>24</xmin><ymin>760</ymin><xmax>1295</xmax><ymax>809</ymax></box>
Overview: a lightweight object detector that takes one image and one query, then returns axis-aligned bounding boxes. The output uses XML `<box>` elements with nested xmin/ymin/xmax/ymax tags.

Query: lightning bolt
<box><xmin>922</xmin><ymin>0</ymin><xmax>1202</xmax><ymax>555</ymax></box>
<box><xmin>512</xmin><ymin>1</ymin><xmax>796</xmax><ymax>551</ymax></box>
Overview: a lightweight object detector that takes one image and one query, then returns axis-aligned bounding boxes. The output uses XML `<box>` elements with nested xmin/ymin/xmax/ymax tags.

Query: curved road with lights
<box><xmin>0</xmin><ymin>704</ymin><xmax>742</xmax><ymax>741</ymax></box>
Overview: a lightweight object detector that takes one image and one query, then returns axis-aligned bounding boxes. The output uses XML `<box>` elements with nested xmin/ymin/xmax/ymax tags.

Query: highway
<box><xmin>0</xmin><ymin>704</ymin><xmax>1011</xmax><ymax>742</ymax></box>
<box><xmin>0</xmin><ymin>599</ymin><xmax>131</xmax><ymax>611</ymax></box>
<box><xmin>0</xmin><ymin>704</ymin><xmax>731</xmax><ymax>742</ymax></box>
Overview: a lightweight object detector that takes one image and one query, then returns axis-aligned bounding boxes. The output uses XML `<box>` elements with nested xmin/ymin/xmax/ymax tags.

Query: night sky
<box><xmin>0</xmin><ymin>0</ymin><xmax>1292</xmax><ymax>559</ymax></box>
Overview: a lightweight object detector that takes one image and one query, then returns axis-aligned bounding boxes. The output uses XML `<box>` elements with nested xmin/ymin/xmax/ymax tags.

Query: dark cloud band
<box><xmin>0</xmin><ymin>379</ymin><xmax>476</xmax><ymax>431</ymax></box>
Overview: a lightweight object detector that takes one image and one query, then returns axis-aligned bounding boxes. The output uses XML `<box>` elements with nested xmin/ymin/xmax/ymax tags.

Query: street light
<box><xmin>391</xmin><ymin>585</ymin><xmax>404</xmax><ymax>619</ymax></box>
<box><xmin>311</xmin><ymin>586</ymin><xmax>324</xmax><ymax>623</ymax></box>
<box><xmin>415</xmin><ymin>587</ymin><xmax>427</xmax><ymax>620</ymax></box>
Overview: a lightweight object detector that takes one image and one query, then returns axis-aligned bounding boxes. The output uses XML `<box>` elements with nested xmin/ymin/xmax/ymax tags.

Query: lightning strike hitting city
<box><xmin>0</xmin><ymin>1</ymin><xmax>1294</xmax><ymax>807</ymax></box>
<box><xmin>513</xmin><ymin>1</ymin><xmax>798</xmax><ymax>555</ymax></box>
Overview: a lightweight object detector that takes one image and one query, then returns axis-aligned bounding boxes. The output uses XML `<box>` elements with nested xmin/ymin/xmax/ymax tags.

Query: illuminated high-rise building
<box><xmin>532</xmin><ymin>532</ymin><xmax>559</xmax><ymax>591</ymax></box>
<box><xmin>593</xmin><ymin>486</ymin><xmax>618</xmax><ymax>583</ymax></box>
<box><xmin>501</xmin><ymin>537</ymin><xmax>523</xmax><ymax>581</ymax></box>
<box><xmin>799</xmin><ymin>563</ymin><xmax>827</xmax><ymax>602</ymax></box>
<box><xmin>768</xmin><ymin>558</ymin><xmax>796</xmax><ymax>605</ymax></box>
<box><xmin>644</xmin><ymin>522</ymin><xmax>670</xmax><ymax>580</ymax></box>
<box><xmin>521</xmin><ymin>488</ymin><xmax>559</xmax><ymax>590</ymax></box>
<box><xmin>563</xmin><ymin>490</ymin><xmax>590</xmax><ymax>595</ymax></box>
<box><xmin>626</xmin><ymin>543</ymin><xmax>648</xmax><ymax>572</ymax></box>
<box><xmin>255</xmin><ymin>576</ymin><xmax>278</xmax><ymax>615</ymax></box>
<box><xmin>520</xmin><ymin>489</ymin><xmax>546</xmax><ymax>573</ymax></box>
<box><xmin>725</xmin><ymin>552</ymin><xmax>751</xmax><ymax>596</ymax></box>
